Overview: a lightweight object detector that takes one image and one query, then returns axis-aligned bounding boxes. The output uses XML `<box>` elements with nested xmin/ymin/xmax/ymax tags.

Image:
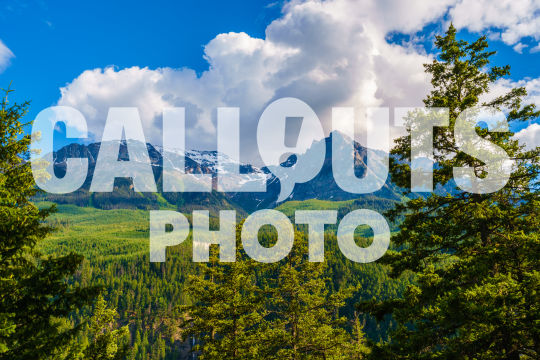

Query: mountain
<box><xmin>40</xmin><ymin>141</ymin><xmax>244</xmax><ymax>214</ymax></box>
<box><xmin>231</xmin><ymin>133</ymin><xmax>403</xmax><ymax>210</ymax></box>
<box><xmin>38</xmin><ymin>132</ymin><xmax>404</xmax><ymax>213</ymax></box>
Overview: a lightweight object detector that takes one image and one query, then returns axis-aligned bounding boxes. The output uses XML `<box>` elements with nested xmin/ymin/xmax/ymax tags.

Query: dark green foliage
<box><xmin>181</xmin><ymin>229</ymin><xmax>371</xmax><ymax>359</ymax></box>
<box><xmin>260</xmin><ymin>232</ymin><xmax>360</xmax><ymax>360</ymax></box>
<box><xmin>0</xmin><ymin>89</ymin><xmax>100</xmax><ymax>359</ymax></box>
<box><xmin>180</xmin><ymin>241</ymin><xmax>266</xmax><ymax>360</ymax></box>
<box><xmin>359</xmin><ymin>25</ymin><xmax>540</xmax><ymax>359</ymax></box>
<box><xmin>36</xmin><ymin>197</ymin><xmax>409</xmax><ymax>359</ymax></box>
<box><xmin>38</xmin><ymin>193</ymin><xmax>413</xmax><ymax>357</ymax></box>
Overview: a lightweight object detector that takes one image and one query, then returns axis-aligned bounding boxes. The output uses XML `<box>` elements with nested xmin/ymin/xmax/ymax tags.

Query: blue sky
<box><xmin>0</xmin><ymin>0</ymin><xmax>538</xmax><ymax>153</ymax></box>
<box><xmin>0</xmin><ymin>0</ymin><xmax>281</xmax><ymax>118</ymax></box>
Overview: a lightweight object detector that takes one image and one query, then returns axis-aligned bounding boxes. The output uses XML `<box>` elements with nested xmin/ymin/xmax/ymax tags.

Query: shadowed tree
<box><xmin>359</xmin><ymin>25</ymin><xmax>539</xmax><ymax>359</ymax></box>
<box><xmin>261</xmin><ymin>232</ymin><xmax>364</xmax><ymax>360</ymax></box>
<box><xmin>180</xmin><ymin>242</ymin><xmax>267</xmax><ymax>360</ymax></box>
<box><xmin>0</xmin><ymin>89</ymin><xmax>101</xmax><ymax>360</ymax></box>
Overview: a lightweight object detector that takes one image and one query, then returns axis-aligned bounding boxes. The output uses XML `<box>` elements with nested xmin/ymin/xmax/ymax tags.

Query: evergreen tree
<box><xmin>0</xmin><ymin>89</ymin><xmax>100</xmax><ymax>359</ymax></box>
<box><xmin>262</xmin><ymin>232</ymin><xmax>363</xmax><ymax>360</ymax></box>
<box><xmin>82</xmin><ymin>295</ymin><xmax>131</xmax><ymax>360</ymax></box>
<box><xmin>181</xmin><ymin>225</ymin><xmax>370</xmax><ymax>359</ymax></box>
<box><xmin>180</xmin><ymin>244</ymin><xmax>266</xmax><ymax>360</ymax></box>
<box><xmin>359</xmin><ymin>26</ymin><xmax>539</xmax><ymax>359</ymax></box>
<box><xmin>340</xmin><ymin>312</ymin><xmax>370</xmax><ymax>360</ymax></box>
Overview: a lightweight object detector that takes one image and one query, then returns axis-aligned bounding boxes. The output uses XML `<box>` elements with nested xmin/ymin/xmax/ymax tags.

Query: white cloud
<box><xmin>0</xmin><ymin>40</ymin><xmax>13</xmax><ymax>73</ymax></box>
<box><xmin>449</xmin><ymin>0</ymin><xmax>540</xmax><ymax>48</ymax></box>
<box><xmin>513</xmin><ymin>42</ymin><xmax>528</xmax><ymax>53</ymax></box>
<box><xmin>486</xmin><ymin>77</ymin><xmax>540</xmax><ymax>111</ymax></box>
<box><xmin>56</xmin><ymin>0</ymin><xmax>540</xmax><ymax>160</ymax></box>
<box><xmin>514</xmin><ymin>123</ymin><xmax>540</xmax><ymax>149</ymax></box>
<box><xmin>58</xmin><ymin>0</ymin><xmax>440</xmax><ymax>157</ymax></box>
<box><xmin>484</xmin><ymin>77</ymin><xmax>540</xmax><ymax>150</ymax></box>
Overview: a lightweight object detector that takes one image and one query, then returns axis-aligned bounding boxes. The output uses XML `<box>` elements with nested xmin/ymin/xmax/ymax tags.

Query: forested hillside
<box><xmin>38</xmin><ymin>200</ymin><xmax>411</xmax><ymax>359</ymax></box>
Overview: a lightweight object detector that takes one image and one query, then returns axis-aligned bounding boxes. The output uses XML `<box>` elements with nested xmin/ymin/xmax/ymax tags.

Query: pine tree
<box><xmin>340</xmin><ymin>312</ymin><xmax>370</xmax><ymax>359</ymax></box>
<box><xmin>262</xmin><ymin>232</ymin><xmax>362</xmax><ymax>360</ymax></box>
<box><xmin>82</xmin><ymin>295</ymin><xmax>131</xmax><ymax>360</ymax></box>
<box><xmin>0</xmin><ymin>88</ymin><xmax>100</xmax><ymax>359</ymax></box>
<box><xmin>179</xmin><ymin>244</ymin><xmax>266</xmax><ymax>360</ymax></box>
<box><xmin>359</xmin><ymin>25</ymin><xmax>539</xmax><ymax>359</ymax></box>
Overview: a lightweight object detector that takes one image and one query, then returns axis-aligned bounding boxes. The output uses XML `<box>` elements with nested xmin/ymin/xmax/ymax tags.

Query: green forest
<box><xmin>0</xmin><ymin>26</ymin><xmax>538</xmax><ymax>360</ymax></box>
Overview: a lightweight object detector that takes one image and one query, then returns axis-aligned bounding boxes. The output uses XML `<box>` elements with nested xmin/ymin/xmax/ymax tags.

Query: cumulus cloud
<box><xmin>56</xmin><ymin>0</ymin><xmax>539</xmax><ymax>161</ymax></box>
<box><xmin>513</xmin><ymin>42</ymin><xmax>528</xmax><ymax>53</ymax></box>
<box><xmin>514</xmin><ymin>123</ymin><xmax>540</xmax><ymax>149</ymax></box>
<box><xmin>486</xmin><ymin>77</ymin><xmax>540</xmax><ymax>111</ymax></box>
<box><xmin>58</xmin><ymin>0</ymin><xmax>441</xmax><ymax>158</ymax></box>
<box><xmin>449</xmin><ymin>0</ymin><xmax>540</xmax><ymax>48</ymax></box>
<box><xmin>0</xmin><ymin>40</ymin><xmax>13</xmax><ymax>73</ymax></box>
<box><xmin>486</xmin><ymin>77</ymin><xmax>540</xmax><ymax>150</ymax></box>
